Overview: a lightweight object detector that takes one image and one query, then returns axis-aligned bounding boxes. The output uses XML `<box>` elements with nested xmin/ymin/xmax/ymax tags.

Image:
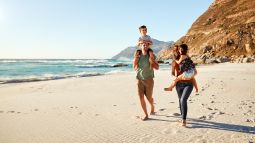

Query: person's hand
<box><xmin>134</xmin><ymin>50</ymin><xmax>141</xmax><ymax>59</ymax></box>
<box><xmin>149</xmin><ymin>51</ymin><xmax>154</xmax><ymax>58</ymax></box>
<box><xmin>134</xmin><ymin>50</ymin><xmax>141</xmax><ymax>66</ymax></box>
<box><xmin>149</xmin><ymin>51</ymin><xmax>155</xmax><ymax>63</ymax></box>
<box><xmin>195</xmin><ymin>88</ymin><xmax>199</xmax><ymax>93</ymax></box>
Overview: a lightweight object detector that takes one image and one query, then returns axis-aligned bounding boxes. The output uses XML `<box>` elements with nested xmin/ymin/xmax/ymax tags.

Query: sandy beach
<box><xmin>0</xmin><ymin>63</ymin><xmax>254</xmax><ymax>143</ymax></box>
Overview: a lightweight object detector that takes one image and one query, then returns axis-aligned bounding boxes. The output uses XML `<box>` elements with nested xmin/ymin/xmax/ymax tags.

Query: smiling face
<box><xmin>179</xmin><ymin>48</ymin><xmax>183</xmax><ymax>55</ymax></box>
<box><xmin>140</xmin><ymin>42</ymin><xmax>149</xmax><ymax>53</ymax></box>
<box><xmin>139</xmin><ymin>28</ymin><xmax>147</xmax><ymax>36</ymax></box>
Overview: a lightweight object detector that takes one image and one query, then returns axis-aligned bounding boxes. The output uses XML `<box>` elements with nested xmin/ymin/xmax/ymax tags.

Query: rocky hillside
<box><xmin>158</xmin><ymin>0</ymin><xmax>255</xmax><ymax>64</ymax></box>
<box><xmin>112</xmin><ymin>39</ymin><xmax>173</xmax><ymax>60</ymax></box>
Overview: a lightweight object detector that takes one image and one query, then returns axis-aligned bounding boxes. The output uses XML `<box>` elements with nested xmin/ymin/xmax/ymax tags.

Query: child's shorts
<box><xmin>183</xmin><ymin>69</ymin><xmax>195</xmax><ymax>79</ymax></box>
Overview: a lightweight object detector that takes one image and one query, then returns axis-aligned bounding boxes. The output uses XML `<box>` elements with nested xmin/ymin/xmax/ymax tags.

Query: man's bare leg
<box><xmin>139</xmin><ymin>95</ymin><xmax>149</xmax><ymax>120</ymax></box>
<box><xmin>146</xmin><ymin>95</ymin><xmax>155</xmax><ymax>115</ymax></box>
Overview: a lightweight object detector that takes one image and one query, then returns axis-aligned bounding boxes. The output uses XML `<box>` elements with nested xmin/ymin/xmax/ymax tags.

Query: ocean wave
<box><xmin>75</xmin><ymin>65</ymin><xmax>113</xmax><ymax>68</ymax></box>
<box><xmin>0</xmin><ymin>59</ymin><xmax>110</xmax><ymax>64</ymax></box>
<box><xmin>0</xmin><ymin>73</ymin><xmax>103</xmax><ymax>84</ymax></box>
<box><xmin>105</xmin><ymin>70</ymin><xmax>130</xmax><ymax>74</ymax></box>
<box><xmin>76</xmin><ymin>63</ymin><xmax>129</xmax><ymax>68</ymax></box>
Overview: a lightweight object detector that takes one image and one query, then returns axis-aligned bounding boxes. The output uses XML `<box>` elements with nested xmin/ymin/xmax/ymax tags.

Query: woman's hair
<box><xmin>179</xmin><ymin>44</ymin><xmax>188</xmax><ymax>55</ymax></box>
<box><xmin>173</xmin><ymin>45</ymin><xmax>180</xmax><ymax>60</ymax></box>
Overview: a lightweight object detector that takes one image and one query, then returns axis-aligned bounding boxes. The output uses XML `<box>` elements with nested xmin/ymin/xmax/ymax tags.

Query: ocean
<box><xmin>0</xmin><ymin>59</ymin><xmax>170</xmax><ymax>84</ymax></box>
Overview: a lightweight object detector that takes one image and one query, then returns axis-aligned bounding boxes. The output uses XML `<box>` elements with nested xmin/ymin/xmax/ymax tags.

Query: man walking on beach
<box><xmin>133</xmin><ymin>39</ymin><xmax>159</xmax><ymax>121</ymax></box>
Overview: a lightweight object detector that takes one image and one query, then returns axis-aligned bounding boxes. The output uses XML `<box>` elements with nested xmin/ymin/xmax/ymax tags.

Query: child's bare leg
<box><xmin>164</xmin><ymin>80</ymin><xmax>177</xmax><ymax>91</ymax></box>
<box><xmin>164</xmin><ymin>75</ymin><xmax>183</xmax><ymax>91</ymax></box>
<box><xmin>191</xmin><ymin>78</ymin><xmax>198</xmax><ymax>92</ymax></box>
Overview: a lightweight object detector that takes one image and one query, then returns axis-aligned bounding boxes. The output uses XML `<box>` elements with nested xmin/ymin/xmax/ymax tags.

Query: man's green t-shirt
<box><xmin>136</xmin><ymin>54</ymin><xmax>156</xmax><ymax>80</ymax></box>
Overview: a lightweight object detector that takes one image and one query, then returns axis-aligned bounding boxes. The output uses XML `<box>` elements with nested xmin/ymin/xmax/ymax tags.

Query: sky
<box><xmin>0</xmin><ymin>0</ymin><xmax>214</xmax><ymax>59</ymax></box>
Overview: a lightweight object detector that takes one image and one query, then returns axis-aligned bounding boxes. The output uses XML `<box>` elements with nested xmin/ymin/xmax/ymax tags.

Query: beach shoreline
<box><xmin>0</xmin><ymin>63</ymin><xmax>254</xmax><ymax>143</ymax></box>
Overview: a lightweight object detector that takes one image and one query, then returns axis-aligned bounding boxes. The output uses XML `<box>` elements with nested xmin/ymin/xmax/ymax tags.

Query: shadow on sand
<box><xmin>150</xmin><ymin>114</ymin><xmax>255</xmax><ymax>134</ymax></box>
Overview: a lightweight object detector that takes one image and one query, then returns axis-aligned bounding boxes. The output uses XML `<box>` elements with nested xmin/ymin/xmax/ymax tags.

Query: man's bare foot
<box><xmin>141</xmin><ymin>116</ymin><xmax>149</xmax><ymax>121</ymax></box>
<box><xmin>164</xmin><ymin>87</ymin><xmax>173</xmax><ymax>91</ymax></box>
<box><xmin>150</xmin><ymin>111</ymin><xmax>156</xmax><ymax>115</ymax></box>
<box><xmin>150</xmin><ymin>106</ymin><xmax>155</xmax><ymax>115</ymax></box>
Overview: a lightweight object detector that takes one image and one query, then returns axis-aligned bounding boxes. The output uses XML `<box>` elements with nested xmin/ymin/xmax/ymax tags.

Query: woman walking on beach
<box><xmin>133</xmin><ymin>42</ymin><xmax>159</xmax><ymax>121</ymax></box>
<box><xmin>171</xmin><ymin>44</ymin><xmax>196</xmax><ymax>126</ymax></box>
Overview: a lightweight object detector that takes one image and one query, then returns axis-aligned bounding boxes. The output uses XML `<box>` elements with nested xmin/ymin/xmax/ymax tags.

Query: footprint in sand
<box><xmin>70</xmin><ymin>106</ymin><xmax>78</xmax><ymax>109</ymax></box>
<box><xmin>207</xmin><ymin>114</ymin><xmax>215</xmax><ymax>120</ymax></box>
<box><xmin>172</xmin><ymin>113</ymin><xmax>181</xmax><ymax>116</ymax></box>
<box><xmin>158</xmin><ymin>108</ymin><xmax>166</xmax><ymax>111</ymax></box>
<box><xmin>161</xmin><ymin>127</ymin><xmax>180</xmax><ymax>135</ymax></box>
<box><xmin>139</xmin><ymin>134</ymin><xmax>154</xmax><ymax>142</ymax></box>
<box><xmin>207</xmin><ymin>107</ymin><xmax>213</xmax><ymax>110</ymax></box>
<box><xmin>198</xmin><ymin>115</ymin><xmax>206</xmax><ymax>120</ymax></box>
<box><xmin>134</xmin><ymin>116</ymin><xmax>141</xmax><ymax>119</ymax></box>
<box><xmin>169</xmin><ymin>102</ymin><xmax>175</xmax><ymax>103</ymax></box>
<box><xmin>205</xmin><ymin>111</ymin><xmax>224</xmax><ymax>119</ymax></box>
<box><xmin>7</xmin><ymin>111</ymin><xmax>15</xmax><ymax>113</ymax></box>
<box><xmin>195</xmin><ymin>138</ymin><xmax>208</xmax><ymax>143</ymax></box>
<box><xmin>0</xmin><ymin>111</ymin><xmax>4</xmax><ymax>113</ymax></box>
<box><xmin>216</xmin><ymin>111</ymin><xmax>225</xmax><ymax>115</ymax></box>
<box><xmin>34</xmin><ymin>109</ymin><xmax>39</xmax><ymax>111</ymax></box>
<box><xmin>246</xmin><ymin>118</ymin><xmax>255</xmax><ymax>123</ymax></box>
<box><xmin>189</xmin><ymin>99</ymin><xmax>193</xmax><ymax>103</ymax></box>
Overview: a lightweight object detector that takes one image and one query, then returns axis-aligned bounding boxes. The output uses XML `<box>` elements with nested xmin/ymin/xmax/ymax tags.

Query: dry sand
<box><xmin>0</xmin><ymin>63</ymin><xmax>254</xmax><ymax>143</ymax></box>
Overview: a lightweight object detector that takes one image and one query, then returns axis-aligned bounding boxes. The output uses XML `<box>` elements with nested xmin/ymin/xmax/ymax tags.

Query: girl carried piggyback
<box><xmin>164</xmin><ymin>44</ymin><xmax>198</xmax><ymax>92</ymax></box>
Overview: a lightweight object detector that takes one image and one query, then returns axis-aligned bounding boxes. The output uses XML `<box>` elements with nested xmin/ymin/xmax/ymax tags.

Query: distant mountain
<box><xmin>158</xmin><ymin>0</ymin><xmax>255</xmax><ymax>63</ymax></box>
<box><xmin>112</xmin><ymin>39</ymin><xmax>173</xmax><ymax>60</ymax></box>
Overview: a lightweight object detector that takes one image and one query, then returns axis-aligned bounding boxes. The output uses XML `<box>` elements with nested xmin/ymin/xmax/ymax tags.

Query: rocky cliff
<box><xmin>158</xmin><ymin>0</ymin><xmax>255</xmax><ymax>63</ymax></box>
